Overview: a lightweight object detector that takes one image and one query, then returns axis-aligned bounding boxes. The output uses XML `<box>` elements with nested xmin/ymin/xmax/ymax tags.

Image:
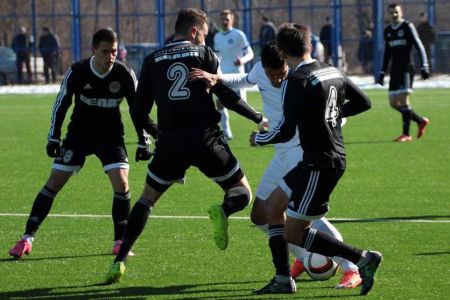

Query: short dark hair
<box><xmin>92</xmin><ymin>28</ymin><xmax>118</xmax><ymax>48</ymax></box>
<box><xmin>276</xmin><ymin>23</ymin><xmax>311</xmax><ymax>57</ymax></box>
<box><xmin>388</xmin><ymin>3</ymin><xmax>401</xmax><ymax>10</ymax></box>
<box><xmin>220</xmin><ymin>10</ymin><xmax>234</xmax><ymax>18</ymax></box>
<box><xmin>175</xmin><ymin>8</ymin><xmax>207</xmax><ymax>35</ymax></box>
<box><xmin>260</xmin><ymin>41</ymin><xmax>285</xmax><ymax>69</ymax></box>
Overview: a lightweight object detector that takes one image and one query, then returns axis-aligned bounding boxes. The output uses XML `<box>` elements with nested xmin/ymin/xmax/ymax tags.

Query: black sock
<box><xmin>410</xmin><ymin>109</ymin><xmax>422</xmax><ymax>124</ymax></box>
<box><xmin>115</xmin><ymin>197</ymin><xmax>153</xmax><ymax>263</ymax></box>
<box><xmin>112</xmin><ymin>191</ymin><xmax>131</xmax><ymax>241</ymax></box>
<box><xmin>268</xmin><ymin>224</ymin><xmax>290</xmax><ymax>276</ymax></box>
<box><xmin>25</xmin><ymin>186</ymin><xmax>57</xmax><ymax>237</ymax></box>
<box><xmin>221</xmin><ymin>186</ymin><xmax>250</xmax><ymax>217</ymax></box>
<box><xmin>302</xmin><ymin>228</ymin><xmax>363</xmax><ymax>264</ymax></box>
<box><xmin>398</xmin><ymin>106</ymin><xmax>412</xmax><ymax>136</ymax></box>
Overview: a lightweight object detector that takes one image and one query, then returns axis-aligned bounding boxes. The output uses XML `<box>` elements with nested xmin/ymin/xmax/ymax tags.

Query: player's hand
<box><xmin>421</xmin><ymin>68</ymin><xmax>430</xmax><ymax>80</ymax></box>
<box><xmin>135</xmin><ymin>144</ymin><xmax>152</xmax><ymax>162</ymax></box>
<box><xmin>188</xmin><ymin>68</ymin><xmax>219</xmax><ymax>93</ymax></box>
<box><xmin>258</xmin><ymin>117</ymin><xmax>269</xmax><ymax>131</ymax></box>
<box><xmin>46</xmin><ymin>140</ymin><xmax>60</xmax><ymax>158</ymax></box>
<box><xmin>249</xmin><ymin>130</ymin><xmax>259</xmax><ymax>147</ymax></box>
<box><xmin>376</xmin><ymin>72</ymin><xmax>384</xmax><ymax>86</ymax></box>
<box><xmin>234</xmin><ymin>57</ymin><xmax>243</xmax><ymax>66</ymax></box>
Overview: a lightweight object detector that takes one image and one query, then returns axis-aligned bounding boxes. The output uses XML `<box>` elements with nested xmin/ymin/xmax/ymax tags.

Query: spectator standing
<box><xmin>416</xmin><ymin>12</ymin><xmax>436</xmax><ymax>74</ymax></box>
<box><xmin>259</xmin><ymin>16</ymin><xmax>277</xmax><ymax>47</ymax></box>
<box><xmin>205</xmin><ymin>22</ymin><xmax>219</xmax><ymax>49</ymax></box>
<box><xmin>117</xmin><ymin>42</ymin><xmax>127</xmax><ymax>63</ymax></box>
<box><xmin>358</xmin><ymin>29</ymin><xmax>373</xmax><ymax>74</ymax></box>
<box><xmin>319</xmin><ymin>16</ymin><xmax>332</xmax><ymax>64</ymax></box>
<box><xmin>38</xmin><ymin>27</ymin><xmax>60</xmax><ymax>83</ymax></box>
<box><xmin>311</xmin><ymin>32</ymin><xmax>324</xmax><ymax>62</ymax></box>
<box><xmin>12</xmin><ymin>26</ymin><xmax>34</xmax><ymax>84</ymax></box>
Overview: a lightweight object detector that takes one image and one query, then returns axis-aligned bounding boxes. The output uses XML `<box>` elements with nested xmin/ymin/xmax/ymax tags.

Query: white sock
<box><xmin>22</xmin><ymin>234</ymin><xmax>34</xmax><ymax>243</ymax></box>
<box><xmin>288</xmin><ymin>244</ymin><xmax>308</xmax><ymax>262</ymax></box>
<box><xmin>338</xmin><ymin>258</ymin><xmax>359</xmax><ymax>272</ymax></box>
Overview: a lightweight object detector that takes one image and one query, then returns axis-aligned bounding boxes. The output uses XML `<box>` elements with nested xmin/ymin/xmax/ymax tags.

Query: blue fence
<box><xmin>0</xmin><ymin>0</ymin><xmax>449</xmax><ymax>83</ymax></box>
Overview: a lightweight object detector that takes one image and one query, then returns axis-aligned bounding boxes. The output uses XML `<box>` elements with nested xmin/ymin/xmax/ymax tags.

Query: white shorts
<box><xmin>255</xmin><ymin>146</ymin><xmax>303</xmax><ymax>200</ymax></box>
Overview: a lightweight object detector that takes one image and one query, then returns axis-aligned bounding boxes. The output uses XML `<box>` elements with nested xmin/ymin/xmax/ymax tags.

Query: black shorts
<box><xmin>389</xmin><ymin>68</ymin><xmax>414</xmax><ymax>95</ymax></box>
<box><xmin>280</xmin><ymin>163</ymin><xmax>345</xmax><ymax>220</ymax></box>
<box><xmin>53</xmin><ymin>134</ymin><xmax>129</xmax><ymax>172</ymax></box>
<box><xmin>146</xmin><ymin>126</ymin><xmax>244</xmax><ymax>192</ymax></box>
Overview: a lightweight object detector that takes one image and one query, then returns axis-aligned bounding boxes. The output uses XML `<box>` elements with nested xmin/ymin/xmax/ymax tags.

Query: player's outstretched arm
<box><xmin>188</xmin><ymin>68</ymin><xmax>252</xmax><ymax>91</ymax></box>
<box><xmin>187</xmin><ymin>68</ymin><xmax>221</xmax><ymax>92</ymax></box>
<box><xmin>253</xmin><ymin>81</ymin><xmax>297</xmax><ymax>147</ymax></box>
<box><xmin>213</xmin><ymin>84</ymin><xmax>263</xmax><ymax>124</ymax></box>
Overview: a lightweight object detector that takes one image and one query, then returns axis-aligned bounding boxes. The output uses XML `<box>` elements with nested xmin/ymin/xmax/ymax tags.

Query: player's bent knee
<box><xmin>146</xmin><ymin>174</ymin><xmax>171</xmax><ymax>194</ymax></box>
<box><xmin>224</xmin><ymin>186</ymin><xmax>250</xmax><ymax>212</ymax></box>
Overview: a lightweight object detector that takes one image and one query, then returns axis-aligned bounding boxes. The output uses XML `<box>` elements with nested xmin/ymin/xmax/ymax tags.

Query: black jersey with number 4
<box><xmin>381</xmin><ymin>21</ymin><xmax>429</xmax><ymax>73</ymax></box>
<box><xmin>133</xmin><ymin>40</ymin><xmax>245</xmax><ymax>132</ymax></box>
<box><xmin>49</xmin><ymin>57</ymin><xmax>156</xmax><ymax>143</ymax></box>
<box><xmin>255</xmin><ymin>60</ymin><xmax>371</xmax><ymax>169</ymax></box>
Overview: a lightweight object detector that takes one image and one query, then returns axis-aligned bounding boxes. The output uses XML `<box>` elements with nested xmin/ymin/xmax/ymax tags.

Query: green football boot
<box><xmin>105</xmin><ymin>261</ymin><xmax>126</xmax><ymax>284</ymax></box>
<box><xmin>207</xmin><ymin>204</ymin><xmax>229</xmax><ymax>250</ymax></box>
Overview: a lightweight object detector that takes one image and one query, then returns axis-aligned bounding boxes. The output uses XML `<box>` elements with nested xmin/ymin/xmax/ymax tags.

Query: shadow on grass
<box><xmin>414</xmin><ymin>250</ymin><xmax>450</xmax><ymax>256</ymax></box>
<box><xmin>344</xmin><ymin>140</ymin><xmax>396</xmax><ymax>145</ymax></box>
<box><xmin>0</xmin><ymin>281</ymin><xmax>271</xmax><ymax>300</ymax></box>
<box><xmin>0</xmin><ymin>282</ymin><xmax>362</xmax><ymax>300</ymax></box>
<box><xmin>331</xmin><ymin>215</ymin><xmax>450</xmax><ymax>224</ymax></box>
<box><xmin>0</xmin><ymin>252</ymin><xmax>111</xmax><ymax>263</ymax></box>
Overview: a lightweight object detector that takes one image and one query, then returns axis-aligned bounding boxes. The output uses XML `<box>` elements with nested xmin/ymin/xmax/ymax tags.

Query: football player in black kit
<box><xmin>9</xmin><ymin>28</ymin><xmax>158</xmax><ymax>259</ymax></box>
<box><xmin>105</xmin><ymin>8</ymin><xmax>266</xmax><ymax>283</ymax></box>
<box><xmin>249</xmin><ymin>23</ymin><xmax>382</xmax><ymax>296</ymax></box>
<box><xmin>377</xmin><ymin>3</ymin><xmax>430</xmax><ymax>142</ymax></box>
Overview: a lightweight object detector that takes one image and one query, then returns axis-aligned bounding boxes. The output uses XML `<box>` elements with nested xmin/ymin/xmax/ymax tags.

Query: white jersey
<box><xmin>214</xmin><ymin>28</ymin><xmax>253</xmax><ymax>74</ymax></box>
<box><xmin>222</xmin><ymin>62</ymin><xmax>300</xmax><ymax>149</ymax></box>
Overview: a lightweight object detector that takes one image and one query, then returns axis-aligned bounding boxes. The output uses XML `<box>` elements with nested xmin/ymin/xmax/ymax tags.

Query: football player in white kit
<box><xmin>213</xmin><ymin>9</ymin><xmax>254</xmax><ymax>139</ymax></box>
<box><xmin>189</xmin><ymin>41</ymin><xmax>361</xmax><ymax>289</ymax></box>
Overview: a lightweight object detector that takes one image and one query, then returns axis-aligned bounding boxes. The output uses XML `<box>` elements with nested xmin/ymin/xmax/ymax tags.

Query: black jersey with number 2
<box><xmin>133</xmin><ymin>40</ymin><xmax>247</xmax><ymax>132</ymax></box>
<box><xmin>255</xmin><ymin>60</ymin><xmax>371</xmax><ymax>169</ymax></box>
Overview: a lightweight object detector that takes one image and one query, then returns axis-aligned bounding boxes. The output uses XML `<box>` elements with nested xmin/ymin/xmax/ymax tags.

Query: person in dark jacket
<box><xmin>416</xmin><ymin>12</ymin><xmax>436</xmax><ymax>74</ymax></box>
<box><xmin>39</xmin><ymin>27</ymin><xmax>60</xmax><ymax>83</ymax></box>
<box><xmin>319</xmin><ymin>16</ymin><xmax>332</xmax><ymax>64</ymax></box>
<box><xmin>259</xmin><ymin>16</ymin><xmax>277</xmax><ymax>47</ymax></box>
<box><xmin>12</xmin><ymin>26</ymin><xmax>34</xmax><ymax>84</ymax></box>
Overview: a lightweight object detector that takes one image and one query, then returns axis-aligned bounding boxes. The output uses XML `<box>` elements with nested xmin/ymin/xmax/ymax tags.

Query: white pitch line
<box><xmin>0</xmin><ymin>213</ymin><xmax>449</xmax><ymax>223</ymax></box>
